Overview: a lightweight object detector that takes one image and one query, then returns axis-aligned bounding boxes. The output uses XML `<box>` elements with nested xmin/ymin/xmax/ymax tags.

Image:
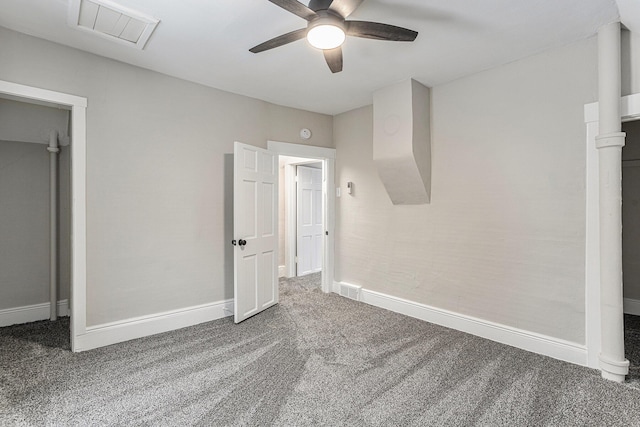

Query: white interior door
<box><xmin>296</xmin><ymin>165</ymin><xmax>323</xmax><ymax>276</ymax></box>
<box><xmin>233</xmin><ymin>142</ymin><xmax>278</xmax><ymax>323</ymax></box>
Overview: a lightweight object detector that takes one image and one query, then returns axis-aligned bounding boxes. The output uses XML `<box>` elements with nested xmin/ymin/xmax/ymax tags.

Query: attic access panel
<box><xmin>68</xmin><ymin>0</ymin><xmax>159</xmax><ymax>49</ymax></box>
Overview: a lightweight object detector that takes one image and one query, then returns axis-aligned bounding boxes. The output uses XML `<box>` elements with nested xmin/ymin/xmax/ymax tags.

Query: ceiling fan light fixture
<box><xmin>307</xmin><ymin>24</ymin><xmax>346</xmax><ymax>50</ymax></box>
<box><xmin>250</xmin><ymin>0</ymin><xmax>418</xmax><ymax>73</ymax></box>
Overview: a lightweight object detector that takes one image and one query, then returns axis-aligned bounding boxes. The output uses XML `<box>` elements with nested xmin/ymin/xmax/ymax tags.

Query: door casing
<box><xmin>268</xmin><ymin>141</ymin><xmax>336</xmax><ymax>294</ymax></box>
<box><xmin>0</xmin><ymin>79</ymin><xmax>87</xmax><ymax>352</ymax></box>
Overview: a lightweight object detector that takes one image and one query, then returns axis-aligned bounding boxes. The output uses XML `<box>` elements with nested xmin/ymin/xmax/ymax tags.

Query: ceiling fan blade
<box><xmin>249</xmin><ymin>28</ymin><xmax>307</xmax><ymax>53</ymax></box>
<box><xmin>328</xmin><ymin>0</ymin><xmax>364</xmax><ymax>18</ymax></box>
<box><xmin>346</xmin><ymin>21</ymin><xmax>418</xmax><ymax>41</ymax></box>
<box><xmin>323</xmin><ymin>47</ymin><xmax>343</xmax><ymax>73</ymax></box>
<box><xmin>268</xmin><ymin>0</ymin><xmax>318</xmax><ymax>20</ymax></box>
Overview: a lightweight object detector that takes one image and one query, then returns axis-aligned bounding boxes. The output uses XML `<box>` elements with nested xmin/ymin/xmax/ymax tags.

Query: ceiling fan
<box><xmin>249</xmin><ymin>0</ymin><xmax>418</xmax><ymax>73</ymax></box>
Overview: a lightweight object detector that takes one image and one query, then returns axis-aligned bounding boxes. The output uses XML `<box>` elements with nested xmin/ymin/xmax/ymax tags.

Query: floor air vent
<box><xmin>339</xmin><ymin>283</ymin><xmax>361</xmax><ymax>301</ymax></box>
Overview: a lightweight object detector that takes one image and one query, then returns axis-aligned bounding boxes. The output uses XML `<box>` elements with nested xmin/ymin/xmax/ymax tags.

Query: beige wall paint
<box><xmin>0</xmin><ymin>27</ymin><xmax>332</xmax><ymax>326</ymax></box>
<box><xmin>335</xmin><ymin>37</ymin><xmax>598</xmax><ymax>344</ymax></box>
<box><xmin>622</xmin><ymin>120</ymin><xmax>640</xmax><ymax>301</ymax></box>
<box><xmin>0</xmin><ymin>139</ymin><xmax>71</xmax><ymax>309</ymax></box>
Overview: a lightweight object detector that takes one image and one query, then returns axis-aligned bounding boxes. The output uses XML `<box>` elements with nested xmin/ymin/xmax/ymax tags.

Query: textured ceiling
<box><xmin>0</xmin><ymin>0</ymin><xmax>622</xmax><ymax>115</ymax></box>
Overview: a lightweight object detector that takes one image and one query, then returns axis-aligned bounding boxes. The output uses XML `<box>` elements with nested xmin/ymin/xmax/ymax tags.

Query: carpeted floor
<box><xmin>626</xmin><ymin>313</ymin><xmax>640</xmax><ymax>387</ymax></box>
<box><xmin>2</xmin><ymin>274</ymin><xmax>640</xmax><ymax>426</ymax></box>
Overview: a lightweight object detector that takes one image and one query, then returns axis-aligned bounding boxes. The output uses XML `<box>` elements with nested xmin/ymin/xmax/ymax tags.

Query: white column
<box><xmin>597</xmin><ymin>21</ymin><xmax>629</xmax><ymax>382</ymax></box>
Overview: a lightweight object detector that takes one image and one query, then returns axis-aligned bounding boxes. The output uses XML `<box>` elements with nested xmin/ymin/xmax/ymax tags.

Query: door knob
<box><xmin>238</xmin><ymin>239</ymin><xmax>247</xmax><ymax>247</ymax></box>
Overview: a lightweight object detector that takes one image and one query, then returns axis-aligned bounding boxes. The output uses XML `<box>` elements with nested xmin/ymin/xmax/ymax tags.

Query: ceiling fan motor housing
<box><xmin>308</xmin><ymin>0</ymin><xmax>335</xmax><ymax>12</ymax></box>
<box><xmin>307</xmin><ymin>10</ymin><xmax>346</xmax><ymax>31</ymax></box>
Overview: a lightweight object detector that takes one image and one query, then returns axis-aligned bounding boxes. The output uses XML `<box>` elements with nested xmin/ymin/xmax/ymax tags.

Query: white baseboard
<box><xmin>624</xmin><ymin>298</ymin><xmax>640</xmax><ymax>316</ymax></box>
<box><xmin>0</xmin><ymin>299</ymin><xmax>69</xmax><ymax>327</ymax></box>
<box><xmin>278</xmin><ymin>265</ymin><xmax>286</xmax><ymax>278</ymax></box>
<box><xmin>334</xmin><ymin>282</ymin><xmax>587</xmax><ymax>367</ymax></box>
<box><xmin>73</xmin><ymin>299</ymin><xmax>233</xmax><ymax>352</ymax></box>
<box><xmin>332</xmin><ymin>281</ymin><xmax>341</xmax><ymax>294</ymax></box>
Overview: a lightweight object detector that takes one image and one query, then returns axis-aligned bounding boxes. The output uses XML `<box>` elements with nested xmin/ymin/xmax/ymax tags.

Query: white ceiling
<box><xmin>0</xmin><ymin>0</ymin><xmax>624</xmax><ymax>115</ymax></box>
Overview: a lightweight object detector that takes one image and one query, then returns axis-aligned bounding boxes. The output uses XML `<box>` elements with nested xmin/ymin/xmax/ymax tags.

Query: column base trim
<box><xmin>601</xmin><ymin>370</ymin><xmax>626</xmax><ymax>382</ymax></box>
<box><xmin>595</xmin><ymin>131</ymin><xmax>626</xmax><ymax>149</ymax></box>
<box><xmin>599</xmin><ymin>352</ymin><xmax>629</xmax><ymax>381</ymax></box>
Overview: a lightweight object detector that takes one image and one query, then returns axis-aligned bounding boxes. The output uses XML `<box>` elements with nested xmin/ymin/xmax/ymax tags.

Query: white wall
<box><xmin>622</xmin><ymin>120</ymin><xmax>640</xmax><ymax>301</ymax></box>
<box><xmin>0</xmin><ymin>26</ymin><xmax>332</xmax><ymax>326</ymax></box>
<box><xmin>0</xmin><ymin>98</ymin><xmax>71</xmax><ymax>310</ymax></box>
<box><xmin>279</xmin><ymin>162</ymin><xmax>286</xmax><ymax>271</ymax></box>
<box><xmin>335</xmin><ymin>37</ymin><xmax>599</xmax><ymax>344</ymax></box>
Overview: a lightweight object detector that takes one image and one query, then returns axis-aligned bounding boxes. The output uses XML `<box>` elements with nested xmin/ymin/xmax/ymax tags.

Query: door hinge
<box><xmin>295</xmin><ymin>256</ymin><xmax>298</xmax><ymax>263</ymax></box>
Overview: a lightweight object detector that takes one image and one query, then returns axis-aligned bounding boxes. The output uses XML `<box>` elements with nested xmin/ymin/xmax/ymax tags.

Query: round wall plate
<box><xmin>300</xmin><ymin>128</ymin><xmax>312</xmax><ymax>140</ymax></box>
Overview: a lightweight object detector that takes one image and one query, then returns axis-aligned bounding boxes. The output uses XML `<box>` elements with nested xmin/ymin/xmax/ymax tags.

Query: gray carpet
<box><xmin>2</xmin><ymin>274</ymin><xmax>640</xmax><ymax>426</ymax></box>
<box><xmin>626</xmin><ymin>313</ymin><xmax>640</xmax><ymax>388</ymax></box>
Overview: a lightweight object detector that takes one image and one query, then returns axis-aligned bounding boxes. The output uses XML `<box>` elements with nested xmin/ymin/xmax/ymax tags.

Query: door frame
<box><xmin>268</xmin><ymin>141</ymin><xmax>336</xmax><ymax>294</ymax></box>
<box><xmin>584</xmin><ymin>92</ymin><xmax>640</xmax><ymax>368</ymax></box>
<box><xmin>0</xmin><ymin>79</ymin><xmax>87</xmax><ymax>352</ymax></box>
<box><xmin>282</xmin><ymin>160</ymin><xmax>323</xmax><ymax>278</ymax></box>
<box><xmin>294</xmin><ymin>163</ymin><xmax>324</xmax><ymax>277</ymax></box>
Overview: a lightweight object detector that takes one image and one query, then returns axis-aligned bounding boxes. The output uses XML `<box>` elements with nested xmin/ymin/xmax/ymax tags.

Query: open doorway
<box><xmin>268</xmin><ymin>141</ymin><xmax>336</xmax><ymax>294</ymax></box>
<box><xmin>231</xmin><ymin>141</ymin><xmax>335</xmax><ymax>324</ymax></box>
<box><xmin>622</xmin><ymin>118</ymin><xmax>640</xmax><ymax>385</ymax></box>
<box><xmin>0</xmin><ymin>96</ymin><xmax>71</xmax><ymax>348</ymax></box>
<box><xmin>279</xmin><ymin>156</ymin><xmax>324</xmax><ymax>282</ymax></box>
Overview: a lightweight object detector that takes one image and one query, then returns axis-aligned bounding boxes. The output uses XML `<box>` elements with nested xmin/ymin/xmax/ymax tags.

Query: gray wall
<box><xmin>0</xmin><ymin>98</ymin><xmax>71</xmax><ymax>310</ymax></box>
<box><xmin>0</xmin><ymin>97</ymin><xmax>70</xmax><ymax>144</ymax></box>
<box><xmin>0</xmin><ymin>140</ymin><xmax>70</xmax><ymax>309</ymax></box>
<box><xmin>334</xmin><ymin>37</ymin><xmax>598</xmax><ymax>344</ymax></box>
<box><xmin>0</xmin><ymin>26</ymin><xmax>332</xmax><ymax>326</ymax></box>
<box><xmin>3</xmin><ymin>21</ymin><xmax>640</xmax><ymax>342</ymax></box>
<box><xmin>623</xmin><ymin>29</ymin><xmax>640</xmax><ymax>96</ymax></box>
<box><xmin>623</xmin><ymin>120</ymin><xmax>640</xmax><ymax>301</ymax></box>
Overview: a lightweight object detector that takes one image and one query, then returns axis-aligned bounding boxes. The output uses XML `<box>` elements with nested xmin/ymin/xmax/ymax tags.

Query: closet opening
<box><xmin>622</xmin><ymin>118</ymin><xmax>640</xmax><ymax>384</ymax></box>
<box><xmin>0</xmin><ymin>95</ymin><xmax>71</xmax><ymax>348</ymax></box>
